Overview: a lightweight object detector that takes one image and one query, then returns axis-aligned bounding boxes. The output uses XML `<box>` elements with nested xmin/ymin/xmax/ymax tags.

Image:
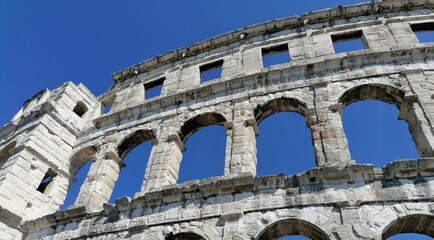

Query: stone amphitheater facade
<box><xmin>1</xmin><ymin>0</ymin><xmax>434</xmax><ymax>239</ymax></box>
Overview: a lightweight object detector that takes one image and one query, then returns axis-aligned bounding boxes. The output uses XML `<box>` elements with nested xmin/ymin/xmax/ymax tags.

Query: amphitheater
<box><xmin>1</xmin><ymin>0</ymin><xmax>434</xmax><ymax>239</ymax></box>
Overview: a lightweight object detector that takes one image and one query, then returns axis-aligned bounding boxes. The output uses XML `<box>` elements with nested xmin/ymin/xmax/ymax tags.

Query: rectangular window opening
<box><xmin>101</xmin><ymin>96</ymin><xmax>115</xmax><ymax>115</ymax></box>
<box><xmin>411</xmin><ymin>22</ymin><xmax>434</xmax><ymax>43</ymax></box>
<box><xmin>332</xmin><ymin>30</ymin><xmax>366</xmax><ymax>54</ymax></box>
<box><xmin>200</xmin><ymin>60</ymin><xmax>223</xmax><ymax>83</ymax></box>
<box><xmin>145</xmin><ymin>77</ymin><xmax>165</xmax><ymax>99</ymax></box>
<box><xmin>37</xmin><ymin>169</ymin><xmax>56</xmax><ymax>194</ymax></box>
<box><xmin>262</xmin><ymin>44</ymin><xmax>290</xmax><ymax>68</ymax></box>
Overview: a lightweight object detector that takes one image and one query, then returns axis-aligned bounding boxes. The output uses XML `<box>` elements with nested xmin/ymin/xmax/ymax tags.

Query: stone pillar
<box><xmin>74</xmin><ymin>150</ymin><xmax>123</xmax><ymax>211</ymax></box>
<box><xmin>140</xmin><ymin>127</ymin><xmax>184</xmax><ymax>193</ymax></box>
<box><xmin>227</xmin><ymin>102</ymin><xmax>257</xmax><ymax>176</ymax></box>
<box><xmin>309</xmin><ymin>84</ymin><xmax>353</xmax><ymax>167</ymax></box>
<box><xmin>399</xmin><ymin>71</ymin><xmax>434</xmax><ymax>157</ymax></box>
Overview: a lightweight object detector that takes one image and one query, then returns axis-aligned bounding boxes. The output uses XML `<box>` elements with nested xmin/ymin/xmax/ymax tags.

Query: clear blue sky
<box><xmin>1</xmin><ymin>1</ymin><xmax>431</xmax><ymax>239</ymax></box>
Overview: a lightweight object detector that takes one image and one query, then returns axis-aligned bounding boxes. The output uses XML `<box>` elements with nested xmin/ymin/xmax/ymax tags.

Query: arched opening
<box><xmin>255</xmin><ymin>98</ymin><xmax>315</xmax><ymax>176</ymax></box>
<box><xmin>340</xmin><ymin>84</ymin><xmax>419</xmax><ymax>166</ymax></box>
<box><xmin>180</xmin><ymin>112</ymin><xmax>227</xmax><ymax>142</ymax></box>
<box><xmin>72</xmin><ymin>101</ymin><xmax>88</xmax><ymax>117</ymax></box>
<box><xmin>255</xmin><ymin>98</ymin><xmax>306</xmax><ymax>124</ymax></box>
<box><xmin>342</xmin><ymin>100</ymin><xmax>418</xmax><ymax>166</ymax></box>
<box><xmin>178</xmin><ymin>112</ymin><xmax>227</xmax><ymax>183</ymax></box>
<box><xmin>386</xmin><ymin>233</ymin><xmax>433</xmax><ymax>240</ymax></box>
<box><xmin>0</xmin><ymin>141</ymin><xmax>16</xmax><ymax>170</ymax></box>
<box><xmin>110</xmin><ymin>141</ymin><xmax>153</xmax><ymax>202</ymax></box>
<box><xmin>382</xmin><ymin>214</ymin><xmax>434</xmax><ymax>239</ymax></box>
<box><xmin>61</xmin><ymin>160</ymin><xmax>92</xmax><ymax>210</ymax></box>
<box><xmin>257</xmin><ymin>218</ymin><xmax>329</xmax><ymax>240</ymax></box>
<box><xmin>117</xmin><ymin>129</ymin><xmax>156</xmax><ymax>159</ymax></box>
<box><xmin>62</xmin><ymin>146</ymin><xmax>96</xmax><ymax>209</ymax></box>
<box><xmin>166</xmin><ymin>232</ymin><xmax>206</xmax><ymax>240</ymax></box>
<box><xmin>111</xmin><ymin>129</ymin><xmax>156</xmax><ymax>202</ymax></box>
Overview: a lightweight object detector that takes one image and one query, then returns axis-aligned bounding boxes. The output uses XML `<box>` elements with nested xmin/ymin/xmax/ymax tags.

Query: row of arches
<box><xmin>161</xmin><ymin>214</ymin><xmax>434</xmax><ymax>240</ymax></box>
<box><xmin>57</xmin><ymin>82</ymin><xmax>428</xmax><ymax>208</ymax></box>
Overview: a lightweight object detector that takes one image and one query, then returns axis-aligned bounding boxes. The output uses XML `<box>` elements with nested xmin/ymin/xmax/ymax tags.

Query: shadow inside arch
<box><xmin>256</xmin><ymin>219</ymin><xmax>329</xmax><ymax>240</ymax></box>
<box><xmin>382</xmin><ymin>214</ymin><xmax>434</xmax><ymax>239</ymax></box>
<box><xmin>117</xmin><ymin>129</ymin><xmax>156</xmax><ymax>159</ymax></box>
<box><xmin>166</xmin><ymin>232</ymin><xmax>207</xmax><ymax>240</ymax></box>
<box><xmin>339</xmin><ymin>83</ymin><xmax>405</xmax><ymax>108</ymax></box>
<box><xmin>180</xmin><ymin>112</ymin><xmax>227</xmax><ymax>142</ymax></box>
<box><xmin>254</xmin><ymin>97</ymin><xmax>307</xmax><ymax>124</ymax></box>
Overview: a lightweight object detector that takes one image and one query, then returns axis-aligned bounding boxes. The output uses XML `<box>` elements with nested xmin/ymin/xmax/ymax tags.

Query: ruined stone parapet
<box><xmin>1</xmin><ymin>0</ymin><xmax>434</xmax><ymax>239</ymax></box>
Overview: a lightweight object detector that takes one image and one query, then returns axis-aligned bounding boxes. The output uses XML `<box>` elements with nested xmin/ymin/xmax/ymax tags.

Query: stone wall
<box><xmin>0</xmin><ymin>0</ymin><xmax>434</xmax><ymax>239</ymax></box>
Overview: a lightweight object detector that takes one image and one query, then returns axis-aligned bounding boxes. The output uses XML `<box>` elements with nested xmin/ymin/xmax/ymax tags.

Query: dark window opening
<box><xmin>200</xmin><ymin>60</ymin><xmax>223</xmax><ymax>83</ymax></box>
<box><xmin>256</xmin><ymin>112</ymin><xmax>315</xmax><ymax>176</ymax></box>
<box><xmin>411</xmin><ymin>22</ymin><xmax>434</xmax><ymax>43</ymax></box>
<box><xmin>342</xmin><ymin>100</ymin><xmax>418</xmax><ymax>167</ymax></box>
<box><xmin>178</xmin><ymin>125</ymin><xmax>226</xmax><ymax>183</ymax></box>
<box><xmin>72</xmin><ymin>101</ymin><xmax>88</xmax><ymax>117</ymax></box>
<box><xmin>101</xmin><ymin>96</ymin><xmax>115</xmax><ymax>115</ymax></box>
<box><xmin>37</xmin><ymin>169</ymin><xmax>57</xmax><ymax>194</ymax></box>
<box><xmin>332</xmin><ymin>30</ymin><xmax>366</xmax><ymax>54</ymax></box>
<box><xmin>262</xmin><ymin>44</ymin><xmax>290</xmax><ymax>68</ymax></box>
<box><xmin>60</xmin><ymin>160</ymin><xmax>92</xmax><ymax>210</ymax></box>
<box><xmin>145</xmin><ymin>77</ymin><xmax>164</xmax><ymax>99</ymax></box>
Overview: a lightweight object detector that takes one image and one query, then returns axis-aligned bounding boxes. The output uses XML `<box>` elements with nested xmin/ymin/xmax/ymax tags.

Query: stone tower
<box><xmin>1</xmin><ymin>1</ymin><xmax>434</xmax><ymax>239</ymax></box>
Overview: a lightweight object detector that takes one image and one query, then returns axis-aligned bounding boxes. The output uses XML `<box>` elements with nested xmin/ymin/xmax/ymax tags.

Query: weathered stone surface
<box><xmin>1</xmin><ymin>0</ymin><xmax>434</xmax><ymax>239</ymax></box>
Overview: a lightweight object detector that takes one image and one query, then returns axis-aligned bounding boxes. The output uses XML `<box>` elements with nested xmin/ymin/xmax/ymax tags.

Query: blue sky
<box><xmin>1</xmin><ymin>1</ymin><xmax>432</xmax><ymax>239</ymax></box>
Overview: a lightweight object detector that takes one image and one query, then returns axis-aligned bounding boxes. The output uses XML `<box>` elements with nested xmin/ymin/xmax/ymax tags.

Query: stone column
<box><xmin>74</xmin><ymin>150</ymin><xmax>123</xmax><ymax>211</ymax></box>
<box><xmin>310</xmin><ymin>84</ymin><xmax>353</xmax><ymax>167</ymax></box>
<box><xmin>226</xmin><ymin>102</ymin><xmax>257</xmax><ymax>176</ymax></box>
<box><xmin>140</xmin><ymin>126</ymin><xmax>184</xmax><ymax>193</ymax></box>
<box><xmin>399</xmin><ymin>70</ymin><xmax>434</xmax><ymax>157</ymax></box>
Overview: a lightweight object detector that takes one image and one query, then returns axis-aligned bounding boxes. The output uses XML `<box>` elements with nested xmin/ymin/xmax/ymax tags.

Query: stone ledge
<box><xmin>20</xmin><ymin>206</ymin><xmax>92</xmax><ymax>233</ymax></box>
<box><xmin>20</xmin><ymin>158</ymin><xmax>434</xmax><ymax>233</ymax></box>
<box><xmin>94</xmin><ymin>45</ymin><xmax>434</xmax><ymax>129</ymax></box>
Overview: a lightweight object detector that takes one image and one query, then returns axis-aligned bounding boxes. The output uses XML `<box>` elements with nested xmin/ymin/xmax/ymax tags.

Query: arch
<box><xmin>382</xmin><ymin>214</ymin><xmax>434</xmax><ymax>239</ymax></box>
<box><xmin>180</xmin><ymin>112</ymin><xmax>227</xmax><ymax>142</ymax></box>
<box><xmin>256</xmin><ymin>218</ymin><xmax>330</xmax><ymax>240</ymax></box>
<box><xmin>339</xmin><ymin>83</ymin><xmax>405</xmax><ymax>108</ymax></box>
<box><xmin>72</xmin><ymin>101</ymin><xmax>88</xmax><ymax>117</ymax></box>
<box><xmin>338</xmin><ymin>83</ymin><xmax>431</xmax><ymax>157</ymax></box>
<box><xmin>70</xmin><ymin>145</ymin><xmax>97</xmax><ymax>175</ymax></box>
<box><xmin>165</xmin><ymin>232</ymin><xmax>206</xmax><ymax>240</ymax></box>
<box><xmin>254</xmin><ymin>97</ymin><xmax>314</xmax><ymax>175</ymax></box>
<box><xmin>254</xmin><ymin>97</ymin><xmax>307</xmax><ymax>124</ymax></box>
<box><xmin>117</xmin><ymin>129</ymin><xmax>156</xmax><ymax>159</ymax></box>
